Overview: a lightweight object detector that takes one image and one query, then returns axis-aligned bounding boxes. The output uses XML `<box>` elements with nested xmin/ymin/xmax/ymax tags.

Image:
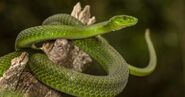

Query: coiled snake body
<box><xmin>0</xmin><ymin>14</ymin><xmax>156</xmax><ymax>97</ymax></box>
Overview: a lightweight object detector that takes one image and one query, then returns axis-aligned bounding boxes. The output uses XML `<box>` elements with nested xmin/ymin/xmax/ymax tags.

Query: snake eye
<box><xmin>120</xmin><ymin>15</ymin><xmax>137</xmax><ymax>25</ymax></box>
<box><xmin>123</xmin><ymin>16</ymin><xmax>127</xmax><ymax>20</ymax></box>
<box><xmin>111</xmin><ymin>15</ymin><xmax>136</xmax><ymax>25</ymax></box>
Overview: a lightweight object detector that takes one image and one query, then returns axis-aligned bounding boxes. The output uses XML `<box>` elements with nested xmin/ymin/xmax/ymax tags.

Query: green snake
<box><xmin>0</xmin><ymin>14</ymin><xmax>156</xmax><ymax>97</ymax></box>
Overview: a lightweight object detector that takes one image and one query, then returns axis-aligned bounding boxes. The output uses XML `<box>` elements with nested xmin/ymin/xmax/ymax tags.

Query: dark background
<box><xmin>0</xmin><ymin>0</ymin><xmax>184</xmax><ymax>97</ymax></box>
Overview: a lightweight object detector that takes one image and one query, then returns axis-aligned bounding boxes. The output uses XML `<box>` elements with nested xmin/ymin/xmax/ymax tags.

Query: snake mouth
<box><xmin>123</xmin><ymin>15</ymin><xmax>138</xmax><ymax>26</ymax></box>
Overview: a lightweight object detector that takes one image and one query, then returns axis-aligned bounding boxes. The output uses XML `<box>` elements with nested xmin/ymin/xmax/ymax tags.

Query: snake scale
<box><xmin>0</xmin><ymin>14</ymin><xmax>156</xmax><ymax>97</ymax></box>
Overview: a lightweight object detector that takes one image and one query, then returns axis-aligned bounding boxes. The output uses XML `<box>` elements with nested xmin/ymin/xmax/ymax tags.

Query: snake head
<box><xmin>109</xmin><ymin>15</ymin><xmax>138</xmax><ymax>31</ymax></box>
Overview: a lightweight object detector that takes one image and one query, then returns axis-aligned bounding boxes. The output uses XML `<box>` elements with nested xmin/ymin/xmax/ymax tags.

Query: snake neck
<box><xmin>84</xmin><ymin>21</ymin><xmax>116</xmax><ymax>36</ymax></box>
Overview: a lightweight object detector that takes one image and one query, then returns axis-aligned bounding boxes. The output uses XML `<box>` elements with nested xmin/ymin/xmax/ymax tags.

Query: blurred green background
<box><xmin>0</xmin><ymin>0</ymin><xmax>184</xmax><ymax>97</ymax></box>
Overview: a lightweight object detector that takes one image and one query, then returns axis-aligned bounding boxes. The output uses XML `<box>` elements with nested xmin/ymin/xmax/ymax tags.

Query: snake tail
<box><xmin>128</xmin><ymin>29</ymin><xmax>157</xmax><ymax>76</ymax></box>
